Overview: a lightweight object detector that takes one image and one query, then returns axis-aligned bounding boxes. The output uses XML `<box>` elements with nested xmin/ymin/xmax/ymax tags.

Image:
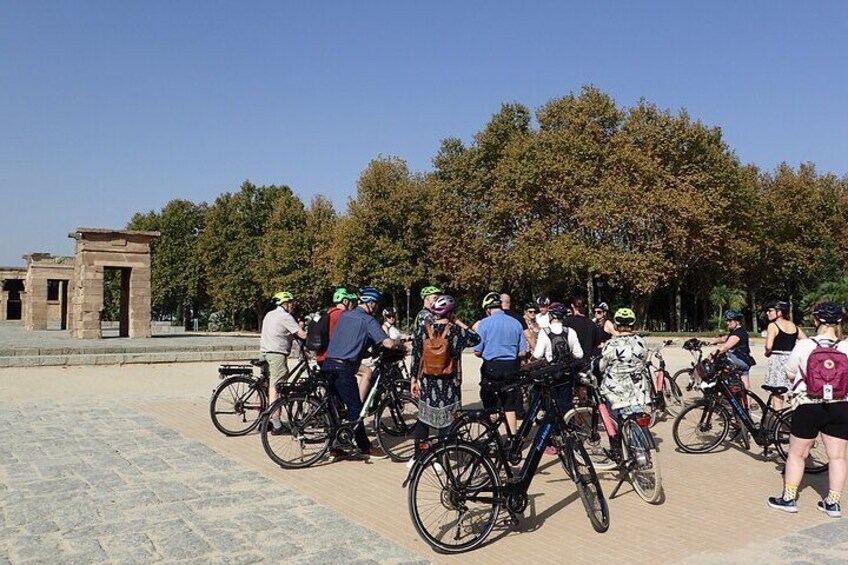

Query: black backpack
<box><xmin>304</xmin><ymin>311</ymin><xmax>330</xmax><ymax>352</ymax></box>
<box><xmin>545</xmin><ymin>328</ymin><xmax>572</xmax><ymax>363</ymax></box>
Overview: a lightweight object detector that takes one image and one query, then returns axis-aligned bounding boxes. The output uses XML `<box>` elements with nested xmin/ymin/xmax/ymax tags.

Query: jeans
<box><xmin>726</xmin><ymin>352</ymin><xmax>750</xmax><ymax>376</ymax></box>
<box><xmin>323</xmin><ymin>359</ymin><xmax>370</xmax><ymax>452</ymax></box>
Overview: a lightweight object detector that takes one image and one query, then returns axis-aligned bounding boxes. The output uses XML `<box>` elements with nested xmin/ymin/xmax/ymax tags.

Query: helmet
<box><xmin>524</xmin><ymin>302</ymin><xmax>537</xmax><ymax>312</ymax></box>
<box><xmin>332</xmin><ymin>287</ymin><xmax>356</xmax><ymax>304</ymax></box>
<box><xmin>723</xmin><ymin>310</ymin><xmax>744</xmax><ymax>322</ymax></box>
<box><xmin>767</xmin><ymin>300</ymin><xmax>790</xmax><ymax>314</ymax></box>
<box><xmin>536</xmin><ymin>296</ymin><xmax>551</xmax><ymax>306</ymax></box>
<box><xmin>358</xmin><ymin>288</ymin><xmax>382</xmax><ymax>304</ymax></box>
<box><xmin>420</xmin><ymin>285</ymin><xmax>443</xmax><ymax>300</ymax></box>
<box><xmin>482</xmin><ymin>292</ymin><xmax>502</xmax><ymax>309</ymax></box>
<box><xmin>382</xmin><ymin>307</ymin><xmax>396</xmax><ymax>319</ymax></box>
<box><xmin>594</xmin><ymin>302</ymin><xmax>609</xmax><ymax>312</ymax></box>
<box><xmin>272</xmin><ymin>291</ymin><xmax>294</xmax><ymax>305</ymax></box>
<box><xmin>613</xmin><ymin>307</ymin><xmax>636</xmax><ymax>326</ymax></box>
<box><xmin>430</xmin><ymin>295</ymin><xmax>456</xmax><ymax>317</ymax></box>
<box><xmin>813</xmin><ymin>302</ymin><xmax>843</xmax><ymax>325</ymax></box>
<box><xmin>549</xmin><ymin>302</ymin><xmax>568</xmax><ymax>320</ymax></box>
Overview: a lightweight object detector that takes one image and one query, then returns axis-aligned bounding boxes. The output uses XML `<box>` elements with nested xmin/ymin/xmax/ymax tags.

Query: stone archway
<box><xmin>68</xmin><ymin>228</ymin><xmax>159</xmax><ymax>339</ymax></box>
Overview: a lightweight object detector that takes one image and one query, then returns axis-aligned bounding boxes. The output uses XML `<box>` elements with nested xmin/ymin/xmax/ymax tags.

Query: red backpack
<box><xmin>798</xmin><ymin>339</ymin><xmax>848</xmax><ymax>401</ymax></box>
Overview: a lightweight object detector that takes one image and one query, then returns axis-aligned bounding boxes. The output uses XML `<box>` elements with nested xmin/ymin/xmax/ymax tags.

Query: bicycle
<box><xmin>564</xmin><ymin>373</ymin><xmax>663</xmax><ymax>503</ymax></box>
<box><xmin>209</xmin><ymin>344</ymin><xmax>319</xmax><ymax>436</ymax></box>
<box><xmin>644</xmin><ymin>339</ymin><xmax>683</xmax><ymax>425</ymax></box>
<box><xmin>260</xmin><ymin>346</ymin><xmax>419</xmax><ymax>467</ymax></box>
<box><xmin>671</xmin><ymin>353</ymin><xmax>828</xmax><ymax>473</ymax></box>
<box><xmin>671</xmin><ymin>338</ymin><xmax>711</xmax><ymax>395</ymax></box>
<box><xmin>405</xmin><ymin>364</ymin><xmax>609</xmax><ymax>554</ymax></box>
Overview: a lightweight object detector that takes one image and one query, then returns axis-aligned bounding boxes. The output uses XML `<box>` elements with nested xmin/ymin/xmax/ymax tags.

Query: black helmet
<box><xmin>767</xmin><ymin>301</ymin><xmax>790</xmax><ymax>314</ymax></box>
<box><xmin>524</xmin><ymin>302</ymin><xmax>537</xmax><ymax>312</ymax></box>
<box><xmin>813</xmin><ymin>302</ymin><xmax>843</xmax><ymax>325</ymax></box>
<box><xmin>549</xmin><ymin>302</ymin><xmax>568</xmax><ymax>320</ymax></box>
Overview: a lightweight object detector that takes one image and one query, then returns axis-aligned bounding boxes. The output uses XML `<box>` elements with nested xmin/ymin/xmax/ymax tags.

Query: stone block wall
<box><xmin>22</xmin><ymin>255</ymin><xmax>73</xmax><ymax>331</ymax></box>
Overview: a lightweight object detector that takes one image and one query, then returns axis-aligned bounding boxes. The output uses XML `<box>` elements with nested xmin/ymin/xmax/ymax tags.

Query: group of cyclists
<box><xmin>257</xmin><ymin>286</ymin><xmax>848</xmax><ymax>522</ymax></box>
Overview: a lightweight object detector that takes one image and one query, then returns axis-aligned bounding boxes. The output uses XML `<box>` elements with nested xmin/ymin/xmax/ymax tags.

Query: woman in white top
<box><xmin>381</xmin><ymin>307</ymin><xmax>402</xmax><ymax>340</ymax></box>
<box><xmin>768</xmin><ymin>302</ymin><xmax>848</xmax><ymax>518</ymax></box>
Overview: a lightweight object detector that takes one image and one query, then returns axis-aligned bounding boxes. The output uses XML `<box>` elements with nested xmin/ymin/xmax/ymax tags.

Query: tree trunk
<box><xmin>750</xmin><ymin>290</ymin><xmax>758</xmax><ymax>334</ymax></box>
<box><xmin>675</xmin><ymin>283</ymin><xmax>682</xmax><ymax>332</ymax></box>
<box><xmin>586</xmin><ymin>275</ymin><xmax>594</xmax><ymax>309</ymax></box>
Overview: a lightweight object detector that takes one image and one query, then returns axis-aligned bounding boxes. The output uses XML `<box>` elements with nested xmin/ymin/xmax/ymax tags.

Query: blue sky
<box><xmin>2</xmin><ymin>1</ymin><xmax>847</xmax><ymax>265</ymax></box>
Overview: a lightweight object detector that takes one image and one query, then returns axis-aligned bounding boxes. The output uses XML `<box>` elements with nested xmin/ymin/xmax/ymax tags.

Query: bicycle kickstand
<box><xmin>609</xmin><ymin>462</ymin><xmax>632</xmax><ymax>499</ymax></box>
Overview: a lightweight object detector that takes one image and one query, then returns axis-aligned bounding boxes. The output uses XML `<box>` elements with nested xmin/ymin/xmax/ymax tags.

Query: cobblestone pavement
<box><xmin>0</xmin><ymin>400</ymin><xmax>426</xmax><ymax>564</ymax></box>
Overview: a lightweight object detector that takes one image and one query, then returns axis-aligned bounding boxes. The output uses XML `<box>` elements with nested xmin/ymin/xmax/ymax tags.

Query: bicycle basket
<box><xmin>695</xmin><ymin>359</ymin><xmax>714</xmax><ymax>382</ymax></box>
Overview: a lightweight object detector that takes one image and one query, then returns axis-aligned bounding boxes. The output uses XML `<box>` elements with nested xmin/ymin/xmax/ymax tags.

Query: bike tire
<box><xmin>210</xmin><ymin>375</ymin><xmax>267</xmax><ymax>436</ymax></box>
<box><xmin>672</xmin><ymin>400</ymin><xmax>731</xmax><ymax>453</ymax></box>
<box><xmin>562</xmin><ymin>406</ymin><xmax>616</xmax><ymax>471</ymax></box>
<box><xmin>665</xmin><ymin>371</ymin><xmax>684</xmax><ymax>415</ymax></box>
<box><xmin>407</xmin><ymin>441</ymin><xmax>500</xmax><ymax>554</ymax></box>
<box><xmin>260</xmin><ymin>395</ymin><xmax>331</xmax><ymax>469</ymax></box>
<box><xmin>375</xmin><ymin>391</ymin><xmax>419</xmax><ymax>462</ymax></box>
<box><xmin>774</xmin><ymin>410</ymin><xmax>829</xmax><ymax>474</ymax></box>
<box><xmin>568</xmin><ymin>439</ymin><xmax>610</xmax><ymax>533</ymax></box>
<box><xmin>672</xmin><ymin>368</ymin><xmax>696</xmax><ymax>394</ymax></box>
<box><xmin>621</xmin><ymin>420</ymin><xmax>663</xmax><ymax>504</ymax></box>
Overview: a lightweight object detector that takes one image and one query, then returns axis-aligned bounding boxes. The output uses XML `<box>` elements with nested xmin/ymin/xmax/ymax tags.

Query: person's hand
<box><xmin>410</xmin><ymin>378</ymin><xmax>420</xmax><ymax>398</ymax></box>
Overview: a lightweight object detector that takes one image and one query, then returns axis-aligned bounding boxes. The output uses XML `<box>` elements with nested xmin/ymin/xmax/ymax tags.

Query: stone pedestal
<box><xmin>68</xmin><ymin>229</ymin><xmax>159</xmax><ymax>339</ymax></box>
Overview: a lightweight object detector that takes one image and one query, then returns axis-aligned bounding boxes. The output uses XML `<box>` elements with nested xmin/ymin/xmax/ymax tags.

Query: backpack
<box><xmin>798</xmin><ymin>339</ymin><xmax>848</xmax><ymax>401</ymax></box>
<box><xmin>420</xmin><ymin>323</ymin><xmax>454</xmax><ymax>377</ymax></box>
<box><xmin>304</xmin><ymin>311</ymin><xmax>330</xmax><ymax>352</ymax></box>
<box><xmin>544</xmin><ymin>328</ymin><xmax>572</xmax><ymax>364</ymax></box>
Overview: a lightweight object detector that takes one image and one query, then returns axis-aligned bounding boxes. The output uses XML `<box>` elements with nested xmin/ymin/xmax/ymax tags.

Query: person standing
<box><xmin>409</xmin><ymin>295</ymin><xmax>479</xmax><ymax>459</ymax></box>
<box><xmin>501</xmin><ymin>293</ymin><xmax>535</xmax><ymax>354</ymax></box>
<box><xmin>768</xmin><ymin>302</ymin><xmax>848</xmax><ymax>517</ymax></box>
<box><xmin>474</xmin><ymin>292</ymin><xmax>527</xmax><ymax>434</ymax></box>
<box><xmin>593</xmin><ymin>302</ymin><xmax>617</xmax><ymax>340</ymax></box>
<box><xmin>381</xmin><ymin>307</ymin><xmax>402</xmax><ymax>340</ymax></box>
<box><xmin>410</xmin><ymin>285</ymin><xmax>443</xmax><ymax>378</ymax></box>
<box><xmin>764</xmin><ymin>300</ymin><xmax>806</xmax><ymax>409</ymax></box>
<box><xmin>315</xmin><ymin>287</ymin><xmax>357</xmax><ymax>368</ymax></box>
<box><xmin>565</xmin><ymin>296</ymin><xmax>604</xmax><ymax>360</ymax></box>
<box><xmin>535</xmin><ymin>296</ymin><xmax>552</xmax><ymax>331</ymax></box>
<box><xmin>260</xmin><ymin>291</ymin><xmax>307</xmax><ymax>434</ymax></box>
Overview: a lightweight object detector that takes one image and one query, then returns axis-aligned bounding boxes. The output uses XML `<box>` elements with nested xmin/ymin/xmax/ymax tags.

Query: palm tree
<box><xmin>709</xmin><ymin>285</ymin><xmax>747</xmax><ymax>315</ymax></box>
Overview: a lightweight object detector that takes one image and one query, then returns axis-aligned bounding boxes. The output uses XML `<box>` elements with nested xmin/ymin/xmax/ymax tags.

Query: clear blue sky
<box><xmin>2</xmin><ymin>1</ymin><xmax>847</xmax><ymax>266</ymax></box>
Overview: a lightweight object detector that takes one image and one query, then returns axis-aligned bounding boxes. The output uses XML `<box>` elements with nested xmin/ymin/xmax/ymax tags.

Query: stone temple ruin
<box><xmin>0</xmin><ymin>228</ymin><xmax>159</xmax><ymax>339</ymax></box>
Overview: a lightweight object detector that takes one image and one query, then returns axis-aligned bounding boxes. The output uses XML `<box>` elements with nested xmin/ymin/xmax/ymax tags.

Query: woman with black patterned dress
<box><xmin>409</xmin><ymin>295</ymin><xmax>480</xmax><ymax>458</ymax></box>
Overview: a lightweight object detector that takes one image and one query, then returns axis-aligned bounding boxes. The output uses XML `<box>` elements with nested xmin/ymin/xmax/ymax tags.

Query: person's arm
<box><xmin>764</xmin><ymin>323</ymin><xmax>777</xmax><ymax>357</ymax></box>
<box><xmin>518</xmin><ymin>326</ymin><xmax>528</xmax><ymax>357</ymax></box>
<box><xmin>717</xmin><ymin>335</ymin><xmax>740</xmax><ymax>355</ymax></box>
<box><xmin>283</xmin><ymin>316</ymin><xmax>307</xmax><ymax>340</ymax></box>
<box><xmin>524</xmin><ymin>328</ymin><xmax>536</xmax><ymax>352</ymax></box>
<box><xmin>785</xmin><ymin>343</ymin><xmax>804</xmax><ymax>387</ymax></box>
<box><xmin>473</xmin><ymin>321</ymin><xmax>486</xmax><ymax>357</ymax></box>
<box><xmin>797</xmin><ymin>326</ymin><xmax>808</xmax><ymax>340</ymax></box>
<box><xmin>365</xmin><ymin>317</ymin><xmax>393</xmax><ymax>349</ymax></box>
<box><xmin>569</xmin><ymin>329</ymin><xmax>584</xmax><ymax>360</ymax></box>
<box><xmin>532</xmin><ymin>330</ymin><xmax>547</xmax><ymax>360</ymax></box>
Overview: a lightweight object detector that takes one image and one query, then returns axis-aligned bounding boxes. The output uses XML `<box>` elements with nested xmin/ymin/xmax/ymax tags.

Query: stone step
<box><xmin>0</xmin><ymin>343</ymin><xmax>258</xmax><ymax>357</ymax></box>
<box><xmin>0</xmin><ymin>349</ymin><xmax>259</xmax><ymax>367</ymax></box>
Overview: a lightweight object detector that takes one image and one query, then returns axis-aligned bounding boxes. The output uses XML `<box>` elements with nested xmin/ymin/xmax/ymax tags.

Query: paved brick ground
<box><xmin>1</xmin><ymin>350</ymin><xmax>846</xmax><ymax>564</ymax></box>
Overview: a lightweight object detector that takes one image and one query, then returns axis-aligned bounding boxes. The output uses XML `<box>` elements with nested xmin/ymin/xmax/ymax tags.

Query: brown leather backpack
<box><xmin>421</xmin><ymin>323</ymin><xmax>454</xmax><ymax>377</ymax></box>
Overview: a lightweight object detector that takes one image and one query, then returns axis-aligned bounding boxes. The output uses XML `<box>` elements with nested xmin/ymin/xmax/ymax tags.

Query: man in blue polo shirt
<box><xmin>474</xmin><ymin>292</ymin><xmax>527</xmax><ymax>434</ymax></box>
<box><xmin>323</xmin><ymin>287</ymin><xmax>396</xmax><ymax>458</ymax></box>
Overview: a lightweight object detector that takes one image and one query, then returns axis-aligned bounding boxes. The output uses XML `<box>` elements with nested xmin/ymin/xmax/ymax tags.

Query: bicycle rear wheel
<box><xmin>672</xmin><ymin>400</ymin><xmax>731</xmax><ymax>453</ymax></box>
<box><xmin>210</xmin><ymin>375</ymin><xmax>267</xmax><ymax>436</ymax></box>
<box><xmin>563</xmin><ymin>406</ymin><xmax>615</xmax><ymax>471</ymax></box>
<box><xmin>407</xmin><ymin>441</ymin><xmax>500</xmax><ymax>554</ymax></box>
<box><xmin>664</xmin><ymin>372</ymin><xmax>684</xmax><ymax>416</ymax></box>
<box><xmin>622</xmin><ymin>420</ymin><xmax>663</xmax><ymax>504</ymax></box>
<box><xmin>774</xmin><ymin>410</ymin><xmax>829</xmax><ymax>474</ymax></box>
<box><xmin>375</xmin><ymin>391</ymin><xmax>419</xmax><ymax>462</ymax></box>
<box><xmin>260</xmin><ymin>395</ymin><xmax>331</xmax><ymax>469</ymax></box>
<box><xmin>567</xmin><ymin>439</ymin><xmax>610</xmax><ymax>533</ymax></box>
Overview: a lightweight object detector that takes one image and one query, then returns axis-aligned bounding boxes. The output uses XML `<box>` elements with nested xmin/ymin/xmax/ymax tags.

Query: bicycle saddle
<box><xmin>761</xmin><ymin>384</ymin><xmax>788</xmax><ymax>395</ymax></box>
<box><xmin>250</xmin><ymin>359</ymin><xmax>269</xmax><ymax>368</ymax></box>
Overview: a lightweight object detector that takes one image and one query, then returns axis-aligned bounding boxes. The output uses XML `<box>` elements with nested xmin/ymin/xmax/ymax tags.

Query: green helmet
<box><xmin>613</xmin><ymin>307</ymin><xmax>636</xmax><ymax>326</ymax></box>
<box><xmin>420</xmin><ymin>285</ymin><xmax>443</xmax><ymax>300</ymax></box>
<box><xmin>481</xmin><ymin>292</ymin><xmax>502</xmax><ymax>309</ymax></box>
<box><xmin>272</xmin><ymin>291</ymin><xmax>295</xmax><ymax>305</ymax></box>
<box><xmin>332</xmin><ymin>287</ymin><xmax>356</xmax><ymax>304</ymax></box>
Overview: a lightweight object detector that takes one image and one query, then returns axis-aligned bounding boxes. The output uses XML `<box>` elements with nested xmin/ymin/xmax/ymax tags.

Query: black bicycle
<box><xmin>672</xmin><ymin>353</ymin><xmax>828</xmax><ymax>473</ymax></box>
<box><xmin>405</xmin><ymin>364</ymin><xmax>609</xmax><ymax>554</ymax></box>
<box><xmin>644</xmin><ymin>339</ymin><xmax>683</xmax><ymax>425</ymax></box>
<box><xmin>260</xmin><ymin>346</ymin><xmax>419</xmax><ymax>466</ymax></box>
<box><xmin>209</xmin><ymin>344</ymin><xmax>319</xmax><ymax>436</ymax></box>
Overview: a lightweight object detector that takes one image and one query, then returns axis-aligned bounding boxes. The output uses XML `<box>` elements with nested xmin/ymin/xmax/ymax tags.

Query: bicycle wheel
<box><xmin>407</xmin><ymin>441</ymin><xmax>500</xmax><ymax>554</ymax></box>
<box><xmin>210</xmin><ymin>375</ymin><xmax>267</xmax><ymax>436</ymax></box>
<box><xmin>672</xmin><ymin>368</ymin><xmax>696</xmax><ymax>395</ymax></box>
<box><xmin>664</xmin><ymin>371</ymin><xmax>684</xmax><ymax>415</ymax></box>
<box><xmin>672</xmin><ymin>400</ymin><xmax>731</xmax><ymax>453</ymax></box>
<box><xmin>567</xmin><ymin>439</ymin><xmax>610</xmax><ymax>533</ymax></box>
<box><xmin>260</xmin><ymin>395</ymin><xmax>331</xmax><ymax>469</ymax></box>
<box><xmin>773</xmin><ymin>411</ymin><xmax>829</xmax><ymax>474</ymax></box>
<box><xmin>621</xmin><ymin>420</ymin><xmax>663</xmax><ymax>504</ymax></box>
<box><xmin>563</xmin><ymin>406</ymin><xmax>615</xmax><ymax>471</ymax></box>
<box><xmin>375</xmin><ymin>392</ymin><xmax>419</xmax><ymax>462</ymax></box>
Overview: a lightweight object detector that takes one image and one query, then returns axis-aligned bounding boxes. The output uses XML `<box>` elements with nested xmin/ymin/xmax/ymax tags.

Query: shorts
<box><xmin>726</xmin><ymin>352</ymin><xmax>750</xmax><ymax>376</ymax></box>
<box><xmin>480</xmin><ymin>359</ymin><xmax>522</xmax><ymax>412</ymax></box>
<box><xmin>791</xmin><ymin>402</ymin><xmax>848</xmax><ymax>440</ymax></box>
<box><xmin>261</xmin><ymin>352</ymin><xmax>290</xmax><ymax>385</ymax></box>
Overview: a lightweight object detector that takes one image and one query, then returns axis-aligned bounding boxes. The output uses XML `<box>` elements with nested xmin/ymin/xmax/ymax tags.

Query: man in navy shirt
<box><xmin>324</xmin><ymin>288</ymin><xmax>396</xmax><ymax>457</ymax></box>
<box><xmin>474</xmin><ymin>292</ymin><xmax>527</xmax><ymax>433</ymax></box>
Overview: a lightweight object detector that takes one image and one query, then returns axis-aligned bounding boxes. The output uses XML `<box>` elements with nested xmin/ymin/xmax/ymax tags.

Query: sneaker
<box><xmin>767</xmin><ymin>496</ymin><xmax>798</xmax><ymax>513</ymax></box>
<box><xmin>817</xmin><ymin>499</ymin><xmax>842</xmax><ymax>518</ymax></box>
<box><xmin>270</xmin><ymin>424</ymin><xmax>287</xmax><ymax>436</ymax></box>
<box><xmin>329</xmin><ymin>448</ymin><xmax>348</xmax><ymax>460</ymax></box>
<box><xmin>544</xmin><ymin>446</ymin><xmax>558</xmax><ymax>456</ymax></box>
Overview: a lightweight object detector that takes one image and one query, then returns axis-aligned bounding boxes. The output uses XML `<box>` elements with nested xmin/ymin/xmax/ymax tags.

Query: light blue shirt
<box><xmin>474</xmin><ymin>309</ymin><xmax>527</xmax><ymax>361</ymax></box>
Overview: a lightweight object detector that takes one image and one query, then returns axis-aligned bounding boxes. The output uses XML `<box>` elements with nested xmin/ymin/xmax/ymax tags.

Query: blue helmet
<box><xmin>813</xmin><ymin>302</ymin><xmax>843</xmax><ymax>325</ymax></box>
<box><xmin>723</xmin><ymin>310</ymin><xmax>744</xmax><ymax>321</ymax></box>
<box><xmin>358</xmin><ymin>287</ymin><xmax>382</xmax><ymax>304</ymax></box>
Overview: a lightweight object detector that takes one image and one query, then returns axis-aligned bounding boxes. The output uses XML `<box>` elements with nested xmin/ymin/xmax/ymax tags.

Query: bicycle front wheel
<box><xmin>672</xmin><ymin>400</ymin><xmax>731</xmax><ymax>453</ymax></box>
<box><xmin>210</xmin><ymin>375</ymin><xmax>267</xmax><ymax>436</ymax></box>
<box><xmin>621</xmin><ymin>420</ymin><xmax>663</xmax><ymax>504</ymax></box>
<box><xmin>407</xmin><ymin>441</ymin><xmax>500</xmax><ymax>554</ymax></box>
<box><xmin>563</xmin><ymin>406</ymin><xmax>615</xmax><ymax>471</ymax></box>
<box><xmin>664</xmin><ymin>371</ymin><xmax>684</xmax><ymax>416</ymax></box>
<box><xmin>568</xmin><ymin>439</ymin><xmax>610</xmax><ymax>533</ymax></box>
<box><xmin>260</xmin><ymin>395</ymin><xmax>331</xmax><ymax>469</ymax></box>
<box><xmin>774</xmin><ymin>410</ymin><xmax>829</xmax><ymax>474</ymax></box>
<box><xmin>374</xmin><ymin>391</ymin><xmax>419</xmax><ymax>462</ymax></box>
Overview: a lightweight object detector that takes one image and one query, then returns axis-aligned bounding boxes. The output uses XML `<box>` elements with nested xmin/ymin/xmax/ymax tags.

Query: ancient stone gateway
<box><xmin>0</xmin><ymin>266</ymin><xmax>27</xmax><ymax>321</ymax></box>
<box><xmin>68</xmin><ymin>228</ymin><xmax>159</xmax><ymax>339</ymax></box>
<box><xmin>22</xmin><ymin>254</ymin><xmax>74</xmax><ymax>330</ymax></box>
